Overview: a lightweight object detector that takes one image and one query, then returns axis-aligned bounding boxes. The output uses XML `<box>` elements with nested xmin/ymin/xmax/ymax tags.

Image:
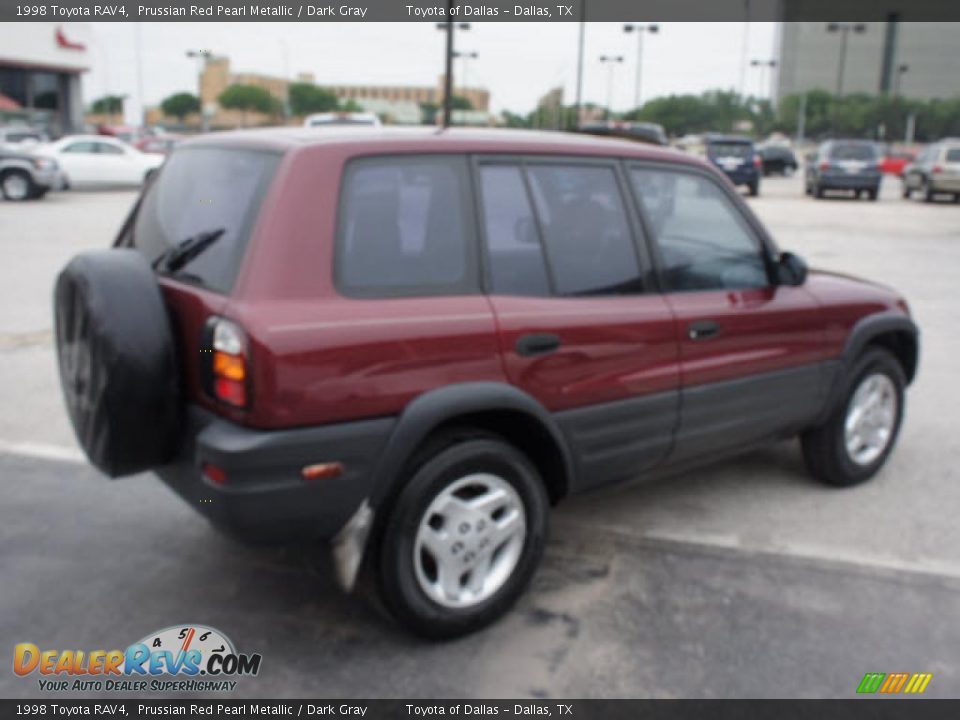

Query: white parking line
<box><xmin>0</xmin><ymin>439</ymin><xmax>85</xmax><ymax>464</ymax></box>
<box><xmin>557</xmin><ymin>521</ymin><xmax>960</xmax><ymax>583</ymax></box>
<box><xmin>3</xmin><ymin>440</ymin><xmax>960</xmax><ymax>583</ymax></box>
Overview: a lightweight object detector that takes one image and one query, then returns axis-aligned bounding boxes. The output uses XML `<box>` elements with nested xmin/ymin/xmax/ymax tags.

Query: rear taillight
<box><xmin>932</xmin><ymin>165</ymin><xmax>944</xmax><ymax>174</ymax></box>
<box><xmin>753</xmin><ymin>155</ymin><xmax>762</xmax><ymax>169</ymax></box>
<box><xmin>819</xmin><ymin>161</ymin><xmax>831</xmax><ymax>171</ymax></box>
<box><xmin>205</xmin><ymin>318</ymin><xmax>249</xmax><ymax>409</ymax></box>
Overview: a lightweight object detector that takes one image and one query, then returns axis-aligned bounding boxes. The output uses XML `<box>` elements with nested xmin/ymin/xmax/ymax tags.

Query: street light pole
<box><xmin>623</xmin><ymin>23</ymin><xmax>659</xmax><ymax>110</ymax></box>
<box><xmin>454</xmin><ymin>50</ymin><xmax>478</xmax><ymax>100</ymax></box>
<box><xmin>599</xmin><ymin>55</ymin><xmax>624</xmax><ymax>121</ymax></box>
<box><xmin>750</xmin><ymin>59</ymin><xmax>777</xmax><ymax>99</ymax></box>
<box><xmin>826</xmin><ymin>23</ymin><xmax>866</xmax><ymax>134</ymax></box>
<box><xmin>893</xmin><ymin>63</ymin><xmax>909</xmax><ymax>97</ymax></box>
<box><xmin>186</xmin><ymin>49</ymin><xmax>212</xmax><ymax>132</ymax></box>
<box><xmin>827</xmin><ymin>22</ymin><xmax>866</xmax><ymax>98</ymax></box>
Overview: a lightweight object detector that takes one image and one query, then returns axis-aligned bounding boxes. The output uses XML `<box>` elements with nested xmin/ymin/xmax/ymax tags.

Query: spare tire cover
<box><xmin>53</xmin><ymin>248</ymin><xmax>181</xmax><ymax>477</ymax></box>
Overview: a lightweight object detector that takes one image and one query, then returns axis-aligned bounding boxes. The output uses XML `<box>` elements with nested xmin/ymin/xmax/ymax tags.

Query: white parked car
<box><xmin>304</xmin><ymin>112</ymin><xmax>381</xmax><ymax>128</ymax></box>
<box><xmin>33</xmin><ymin>135</ymin><xmax>163</xmax><ymax>188</ymax></box>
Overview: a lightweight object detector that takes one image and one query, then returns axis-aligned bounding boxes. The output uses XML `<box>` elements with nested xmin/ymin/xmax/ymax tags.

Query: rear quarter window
<box><xmin>945</xmin><ymin>148</ymin><xmax>960</xmax><ymax>163</ymax></box>
<box><xmin>132</xmin><ymin>147</ymin><xmax>280</xmax><ymax>294</ymax></box>
<box><xmin>334</xmin><ymin>155</ymin><xmax>478</xmax><ymax>298</ymax></box>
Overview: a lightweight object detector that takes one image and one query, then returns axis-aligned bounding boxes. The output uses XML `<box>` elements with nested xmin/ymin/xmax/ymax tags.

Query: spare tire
<box><xmin>53</xmin><ymin>249</ymin><xmax>182</xmax><ymax>477</ymax></box>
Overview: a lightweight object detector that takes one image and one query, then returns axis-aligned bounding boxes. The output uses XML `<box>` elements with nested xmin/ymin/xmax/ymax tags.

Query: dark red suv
<box><xmin>54</xmin><ymin>128</ymin><xmax>919</xmax><ymax>638</ymax></box>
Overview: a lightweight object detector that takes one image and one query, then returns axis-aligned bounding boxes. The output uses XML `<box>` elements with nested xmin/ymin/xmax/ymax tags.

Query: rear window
<box><xmin>946</xmin><ymin>148</ymin><xmax>960</xmax><ymax>163</ymax></box>
<box><xmin>132</xmin><ymin>147</ymin><xmax>279</xmax><ymax>294</ymax></box>
<box><xmin>708</xmin><ymin>142</ymin><xmax>753</xmax><ymax>159</ymax></box>
<box><xmin>829</xmin><ymin>143</ymin><xmax>878</xmax><ymax>161</ymax></box>
<box><xmin>6</xmin><ymin>132</ymin><xmax>41</xmax><ymax>142</ymax></box>
<box><xmin>335</xmin><ymin>156</ymin><xmax>477</xmax><ymax>297</ymax></box>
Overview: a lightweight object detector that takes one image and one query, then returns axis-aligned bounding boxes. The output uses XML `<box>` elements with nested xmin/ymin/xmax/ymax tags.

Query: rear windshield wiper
<box><xmin>152</xmin><ymin>228</ymin><xmax>225</xmax><ymax>275</ymax></box>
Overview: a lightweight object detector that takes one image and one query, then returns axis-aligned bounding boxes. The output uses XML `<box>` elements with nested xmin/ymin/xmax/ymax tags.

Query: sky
<box><xmin>81</xmin><ymin>22</ymin><xmax>778</xmax><ymax>123</ymax></box>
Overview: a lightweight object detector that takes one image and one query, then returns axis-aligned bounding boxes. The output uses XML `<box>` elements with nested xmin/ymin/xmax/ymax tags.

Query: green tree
<box><xmin>89</xmin><ymin>95</ymin><xmax>125</xmax><ymax>115</ymax></box>
<box><xmin>288</xmin><ymin>82</ymin><xmax>338</xmax><ymax>116</ymax></box>
<box><xmin>419</xmin><ymin>102</ymin><xmax>439</xmax><ymax>125</ymax></box>
<box><xmin>217</xmin><ymin>84</ymin><xmax>280</xmax><ymax>127</ymax></box>
<box><xmin>451</xmin><ymin>95</ymin><xmax>473</xmax><ymax>110</ymax></box>
<box><xmin>160</xmin><ymin>92</ymin><xmax>200</xmax><ymax>122</ymax></box>
<box><xmin>339</xmin><ymin>98</ymin><xmax>364</xmax><ymax>113</ymax></box>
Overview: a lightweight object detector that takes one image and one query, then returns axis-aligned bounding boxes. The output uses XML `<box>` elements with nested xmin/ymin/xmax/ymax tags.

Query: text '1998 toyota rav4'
<box><xmin>54</xmin><ymin>128</ymin><xmax>919</xmax><ymax>639</ymax></box>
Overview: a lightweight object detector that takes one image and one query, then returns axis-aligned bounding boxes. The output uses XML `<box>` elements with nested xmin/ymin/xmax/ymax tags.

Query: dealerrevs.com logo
<box><xmin>13</xmin><ymin>624</ymin><xmax>262</xmax><ymax>692</ymax></box>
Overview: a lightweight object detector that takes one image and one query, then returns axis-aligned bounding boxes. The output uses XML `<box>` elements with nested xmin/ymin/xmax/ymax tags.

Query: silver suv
<box><xmin>0</xmin><ymin>149</ymin><xmax>61</xmax><ymax>201</ymax></box>
<box><xmin>902</xmin><ymin>139</ymin><xmax>960</xmax><ymax>202</ymax></box>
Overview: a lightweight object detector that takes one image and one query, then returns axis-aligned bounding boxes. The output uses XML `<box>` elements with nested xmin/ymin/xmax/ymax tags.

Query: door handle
<box><xmin>688</xmin><ymin>320</ymin><xmax>721</xmax><ymax>340</ymax></box>
<box><xmin>516</xmin><ymin>333</ymin><xmax>561</xmax><ymax>357</ymax></box>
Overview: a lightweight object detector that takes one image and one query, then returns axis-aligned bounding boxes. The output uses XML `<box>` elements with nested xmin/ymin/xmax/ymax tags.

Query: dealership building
<box><xmin>0</xmin><ymin>22</ymin><xmax>93</xmax><ymax>136</ymax></box>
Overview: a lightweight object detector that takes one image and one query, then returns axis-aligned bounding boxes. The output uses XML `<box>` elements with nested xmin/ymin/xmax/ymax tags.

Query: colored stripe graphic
<box><xmin>857</xmin><ymin>672</ymin><xmax>932</xmax><ymax>694</ymax></box>
<box><xmin>904</xmin><ymin>673</ymin><xmax>933</xmax><ymax>694</ymax></box>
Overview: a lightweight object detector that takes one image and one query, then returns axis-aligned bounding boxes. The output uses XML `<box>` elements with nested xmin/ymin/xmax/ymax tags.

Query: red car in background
<box><xmin>135</xmin><ymin>134</ymin><xmax>183</xmax><ymax>156</ymax></box>
<box><xmin>880</xmin><ymin>148</ymin><xmax>918</xmax><ymax>176</ymax></box>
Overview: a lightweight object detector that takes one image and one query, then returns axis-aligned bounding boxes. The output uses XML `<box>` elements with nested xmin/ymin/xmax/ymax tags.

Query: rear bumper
<box><xmin>155</xmin><ymin>406</ymin><xmax>396</xmax><ymax>543</ymax></box>
<box><xmin>931</xmin><ymin>176</ymin><xmax>960</xmax><ymax>192</ymax></box>
<box><xmin>818</xmin><ymin>172</ymin><xmax>881</xmax><ymax>190</ymax></box>
<box><xmin>719</xmin><ymin>168</ymin><xmax>759</xmax><ymax>186</ymax></box>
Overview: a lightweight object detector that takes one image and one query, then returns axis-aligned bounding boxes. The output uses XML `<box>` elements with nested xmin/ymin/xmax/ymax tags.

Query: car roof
<box><xmin>56</xmin><ymin>134</ymin><xmax>125</xmax><ymax>144</ymax></box>
<box><xmin>704</xmin><ymin>134</ymin><xmax>753</xmax><ymax>144</ymax></box>
<box><xmin>177</xmin><ymin>126</ymin><xmax>702</xmax><ymax>165</ymax></box>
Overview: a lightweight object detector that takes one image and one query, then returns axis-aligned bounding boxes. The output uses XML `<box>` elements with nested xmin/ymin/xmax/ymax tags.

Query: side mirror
<box><xmin>777</xmin><ymin>252</ymin><xmax>808</xmax><ymax>286</ymax></box>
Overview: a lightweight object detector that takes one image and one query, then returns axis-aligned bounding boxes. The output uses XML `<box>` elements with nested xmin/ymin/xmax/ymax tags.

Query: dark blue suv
<box><xmin>705</xmin><ymin>135</ymin><xmax>761</xmax><ymax>196</ymax></box>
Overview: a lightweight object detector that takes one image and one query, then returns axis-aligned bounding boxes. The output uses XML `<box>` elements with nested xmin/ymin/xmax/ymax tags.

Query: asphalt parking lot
<box><xmin>2</xmin><ymin>172</ymin><xmax>960</xmax><ymax>699</ymax></box>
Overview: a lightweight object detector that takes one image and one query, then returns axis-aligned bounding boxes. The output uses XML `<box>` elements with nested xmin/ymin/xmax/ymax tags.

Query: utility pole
<box><xmin>437</xmin><ymin>5</ymin><xmax>469</xmax><ymax>128</ymax></box>
<box><xmin>574</xmin><ymin>0</ymin><xmax>586</xmax><ymax>129</ymax></box>
<box><xmin>442</xmin><ymin>3</ymin><xmax>454</xmax><ymax>128</ymax></box>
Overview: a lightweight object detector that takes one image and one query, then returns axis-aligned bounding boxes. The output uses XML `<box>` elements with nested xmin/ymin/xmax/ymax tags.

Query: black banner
<box><xmin>2</xmin><ymin>0</ymin><xmax>960</xmax><ymax>23</ymax></box>
<box><xmin>2</xmin><ymin>700</ymin><xmax>960</xmax><ymax>719</ymax></box>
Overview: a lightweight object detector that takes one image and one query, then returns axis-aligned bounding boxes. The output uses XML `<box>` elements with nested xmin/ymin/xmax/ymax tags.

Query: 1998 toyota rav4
<box><xmin>54</xmin><ymin>128</ymin><xmax>919</xmax><ymax>638</ymax></box>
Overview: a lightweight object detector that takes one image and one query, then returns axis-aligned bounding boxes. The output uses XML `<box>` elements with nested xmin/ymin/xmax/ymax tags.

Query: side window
<box><xmin>478</xmin><ymin>165</ymin><xmax>551</xmax><ymax>296</ymax></box>
<box><xmin>526</xmin><ymin>164</ymin><xmax>643</xmax><ymax>296</ymax></box>
<box><xmin>95</xmin><ymin>142</ymin><xmax>124</xmax><ymax>155</ymax></box>
<box><xmin>630</xmin><ymin>168</ymin><xmax>769</xmax><ymax>292</ymax></box>
<box><xmin>336</xmin><ymin>156</ymin><xmax>476</xmax><ymax>297</ymax></box>
<box><xmin>63</xmin><ymin>142</ymin><xmax>97</xmax><ymax>154</ymax></box>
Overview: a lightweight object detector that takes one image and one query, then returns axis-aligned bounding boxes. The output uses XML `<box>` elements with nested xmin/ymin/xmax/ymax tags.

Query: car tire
<box><xmin>815</xmin><ymin>185</ymin><xmax>825</xmax><ymax>199</ymax></box>
<box><xmin>922</xmin><ymin>179</ymin><xmax>935</xmax><ymax>203</ymax></box>
<box><xmin>53</xmin><ymin>249</ymin><xmax>182</xmax><ymax>477</ymax></box>
<box><xmin>29</xmin><ymin>186</ymin><xmax>49</xmax><ymax>200</ymax></box>
<box><xmin>0</xmin><ymin>169</ymin><xmax>35</xmax><ymax>201</ymax></box>
<box><xmin>748</xmin><ymin>182</ymin><xmax>759</xmax><ymax>197</ymax></box>
<box><xmin>867</xmin><ymin>188</ymin><xmax>879</xmax><ymax>201</ymax></box>
<box><xmin>378</xmin><ymin>435</ymin><xmax>549</xmax><ymax>640</ymax></box>
<box><xmin>801</xmin><ymin>347</ymin><xmax>906</xmax><ymax>488</ymax></box>
<box><xmin>901</xmin><ymin>184</ymin><xmax>911</xmax><ymax>199</ymax></box>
